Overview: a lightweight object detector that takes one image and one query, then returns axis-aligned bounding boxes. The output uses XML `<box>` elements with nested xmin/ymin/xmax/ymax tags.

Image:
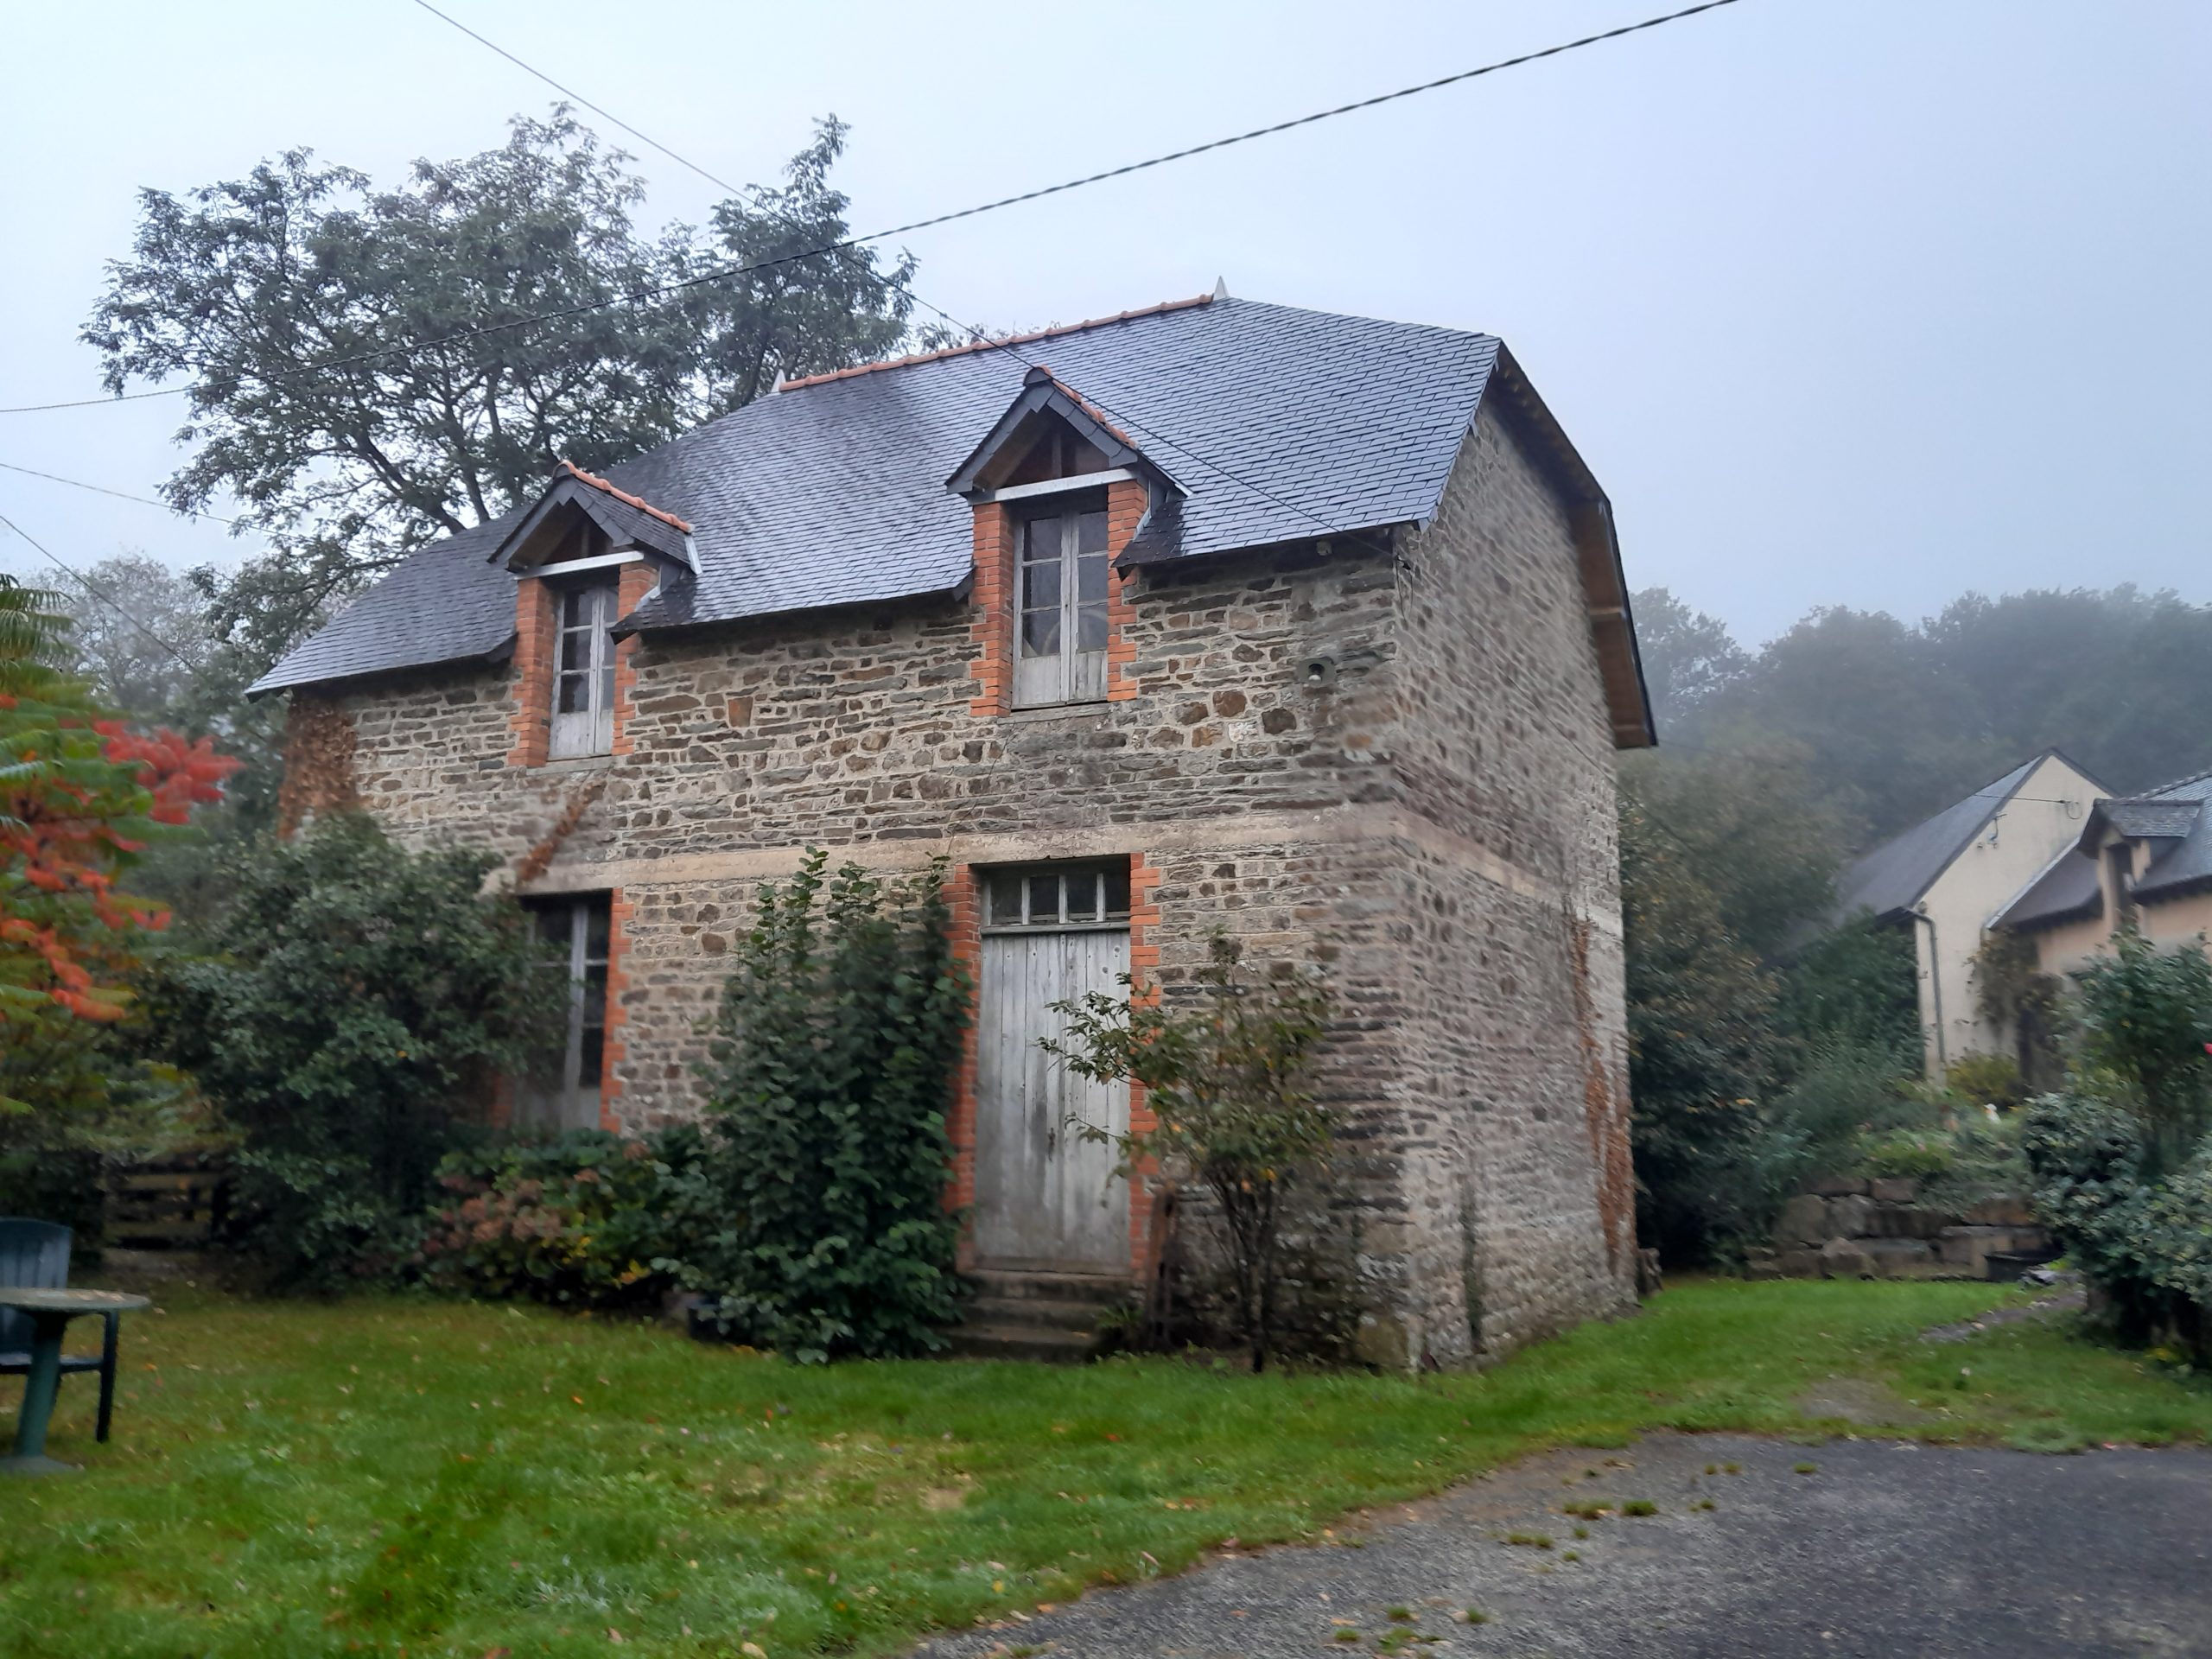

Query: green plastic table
<box><xmin>1</xmin><ymin>1287</ymin><xmax>148</xmax><ymax>1475</ymax></box>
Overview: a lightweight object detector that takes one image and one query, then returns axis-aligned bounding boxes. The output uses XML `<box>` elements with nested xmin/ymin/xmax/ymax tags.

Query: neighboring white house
<box><xmin>1828</xmin><ymin>751</ymin><xmax>2108</xmax><ymax>1077</ymax></box>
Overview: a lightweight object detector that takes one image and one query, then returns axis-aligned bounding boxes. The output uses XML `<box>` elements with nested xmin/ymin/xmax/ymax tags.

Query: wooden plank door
<box><xmin>974</xmin><ymin>926</ymin><xmax>1131</xmax><ymax>1271</ymax></box>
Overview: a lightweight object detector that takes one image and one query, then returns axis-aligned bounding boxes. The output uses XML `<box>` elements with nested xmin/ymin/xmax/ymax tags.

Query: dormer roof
<box><xmin>489</xmin><ymin>461</ymin><xmax>695</xmax><ymax>574</ymax></box>
<box><xmin>944</xmin><ymin>365</ymin><xmax>1185</xmax><ymax>499</ymax></box>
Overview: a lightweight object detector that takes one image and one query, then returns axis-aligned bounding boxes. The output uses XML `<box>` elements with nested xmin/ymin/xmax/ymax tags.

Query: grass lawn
<box><xmin>3</xmin><ymin>1276</ymin><xmax>2207</xmax><ymax>1658</ymax></box>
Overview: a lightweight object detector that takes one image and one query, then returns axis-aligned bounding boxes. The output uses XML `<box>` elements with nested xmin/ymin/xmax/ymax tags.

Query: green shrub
<box><xmin>1859</xmin><ymin>1128</ymin><xmax>1955</xmax><ymax>1180</ymax></box>
<box><xmin>1046</xmin><ymin>931</ymin><xmax>1337</xmax><ymax>1373</ymax></box>
<box><xmin>1945</xmin><ymin>1052</ymin><xmax>2028</xmax><ymax>1112</ymax></box>
<box><xmin>1914</xmin><ymin>1111</ymin><xmax>2031</xmax><ymax>1213</ymax></box>
<box><xmin>2022</xmin><ymin>1084</ymin><xmax>2210</xmax><ymax>1361</ymax></box>
<box><xmin>689</xmin><ymin>851</ymin><xmax>969</xmax><ymax>1362</ymax></box>
<box><xmin>1719</xmin><ymin>1041</ymin><xmax>1931</xmax><ymax>1238</ymax></box>
<box><xmin>2073</xmin><ymin>931</ymin><xmax>2212</xmax><ymax>1173</ymax></box>
<box><xmin>418</xmin><ymin>1127</ymin><xmax>712</xmax><ymax>1310</ymax></box>
<box><xmin>154</xmin><ymin>813</ymin><xmax>556</xmax><ymax>1286</ymax></box>
<box><xmin>1777</xmin><ymin>913</ymin><xmax>1922</xmax><ymax>1070</ymax></box>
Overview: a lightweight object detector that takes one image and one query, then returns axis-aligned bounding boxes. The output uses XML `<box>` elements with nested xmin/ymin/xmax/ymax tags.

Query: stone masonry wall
<box><xmin>294</xmin><ymin>539</ymin><xmax>1417</xmax><ymax>1295</ymax></box>
<box><xmin>1757</xmin><ymin>1179</ymin><xmax>2051</xmax><ymax>1281</ymax></box>
<box><xmin>290</xmin><ymin>411</ymin><xmax>1635</xmax><ymax>1363</ymax></box>
<box><xmin>1378</xmin><ymin>405</ymin><xmax>1638</xmax><ymax>1365</ymax></box>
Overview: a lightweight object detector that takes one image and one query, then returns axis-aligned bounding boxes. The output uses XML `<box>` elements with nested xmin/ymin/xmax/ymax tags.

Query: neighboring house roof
<box><xmin>1830</xmin><ymin>754</ymin><xmax>2050</xmax><ymax>924</ymax></box>
<box><xmin>1993</xmin><ymin>766</ymin><xmax>2212</xmax><ymax>931</ymax></box>
<box><xmin>2120</xmin><ymin>769</ymin><xmax>2212</xmax><ymax>903</ymax></box>
<box><xmin>1997</xmin><ymin>846</ymin><xmax>2104</xmax><ymax>931</ymax></box>
<box><xmin>250</xmin><ymin>294</ymin><xmax>1649</xmax><ymax>743</ymax></box>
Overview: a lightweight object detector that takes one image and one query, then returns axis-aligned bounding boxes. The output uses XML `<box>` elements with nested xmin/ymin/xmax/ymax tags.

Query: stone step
<box><xmin>939</xmin><ymin>1322</ymin><xmax>1100</xmax><ymax>1364</ymax></box>
<box><xmin>965</xmin><ymin>1295</ymin><xmax>1109</xmax><ymax>1332</ymax></box>
<box><xmin>964</xmin><ymin>1269</ymin><xmax>1135</xmax><ymax>1307</ymax></box>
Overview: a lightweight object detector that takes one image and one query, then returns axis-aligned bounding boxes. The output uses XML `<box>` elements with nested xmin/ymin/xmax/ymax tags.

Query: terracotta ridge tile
<box><xmin>779</xmin><ymin>293</ymin><xmax>1215</xmax><ymax>392</ymax></box>
<box><xmin>1027</xmin><ymin>365</ymin><xmax>1141</xmax><ymax>453</ymax></box>
<box><xmin>556</xmin><ymin>459</ymin><xmax>694</xmax><ymax>534</ymax></box>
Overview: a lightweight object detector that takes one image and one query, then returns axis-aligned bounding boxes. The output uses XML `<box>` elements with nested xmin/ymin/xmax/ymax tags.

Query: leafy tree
<box><xmin>1617</xmin><ymin>748</ymin><xmax>1840</xmax><ymax>960</ymax></box>
<box><xmin>1046</xmin><ymin>932</ymin><xmax>1335</xmax><ymax>1373</ymax></box>
<box><xmin>1776</xmin><ymin>912</ymin><xmax>1921</xmax><ymax>1067</ymax></box>
<box><xmin>153</xmin><ymin>812</ymin><xmax>553</xmax><ymax>1283</ymax></box>
<box><xmin>1641</xmin><ymin>583</ymin><xmax>2212</xmax><ymax>847</ymax></box>
<box><xmin>691</xmin><ymin>850</ymin><xmax>969</xmax><ymax>1362</ymax></box>
<box><xmin>89</xmin><ymin>110</ymin><xmax>938</xmax><ymax>658</ymax></box>
<box><xmin>1</xmin><ymin>575</ymin><xmax>234</xmax><ymax>1076</ymax></box>
<box><xmin>56</xmin><ymin>553</ymin><xmax>211</xmax><ymax>720</ymax></box>
<box><xmin>1922</xmin><ymin>586</ymin><xmax>2212</xmax><ymax>796</ymax></box>
<box><xmin>1628</xmin><ymin>587</ymin><xmax>1750</xmax><ymax>736</ymax></box>
<box><xmin>1618</xmin><ymin>768</ymin><xmax>1779</xmax><ymax>1262</ymax></box>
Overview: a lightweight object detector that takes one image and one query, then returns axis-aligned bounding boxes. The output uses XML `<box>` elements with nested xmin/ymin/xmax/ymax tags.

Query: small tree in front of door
<box><xmin>1046</xmin><ymin>932</ymin><xmax>1334</xmax><ymax>1372</ymax></box>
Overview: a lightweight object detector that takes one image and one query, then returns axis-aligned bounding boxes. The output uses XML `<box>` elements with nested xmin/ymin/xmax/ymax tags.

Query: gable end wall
<box><xmin>1379</xmin><ymin>404</ymin><xmax>1637</xmax><ymax>1364</ymax></box>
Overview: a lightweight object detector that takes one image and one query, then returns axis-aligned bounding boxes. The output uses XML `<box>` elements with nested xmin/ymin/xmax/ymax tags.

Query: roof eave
<box><xmin>245</xmin><ymin>633</ymin><xmax>516</xmax><ymax>702</ymax></box>
<box><xmin>1485</xmin><ymin>344</ymin><xmax>1655</xmax><ymax>749</ymax></box>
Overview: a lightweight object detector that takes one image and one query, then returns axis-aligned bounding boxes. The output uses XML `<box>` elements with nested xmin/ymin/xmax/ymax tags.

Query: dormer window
<box><xmin>1016</xmin><ymin>499</ymin><xmax>1109</xmax><ymax>706</ymax></box>
<box><xmin>551</xmin><ymin>579</ymin><xmax>619</xmax><ymax>757</ymax></box>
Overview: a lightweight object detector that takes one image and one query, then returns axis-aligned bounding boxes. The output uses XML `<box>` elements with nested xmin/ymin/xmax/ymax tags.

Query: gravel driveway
<box><xmin>912</xmin><ymin>1433</ymin><xmax>2212</xmax><ymax>1658</ymax></box>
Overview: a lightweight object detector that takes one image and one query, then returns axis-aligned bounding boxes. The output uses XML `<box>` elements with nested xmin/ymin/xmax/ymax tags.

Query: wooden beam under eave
<box><xmin>1567</xmin><ymin>504</ymin><xmax>1653</xmax><ymax>749</ymax></box>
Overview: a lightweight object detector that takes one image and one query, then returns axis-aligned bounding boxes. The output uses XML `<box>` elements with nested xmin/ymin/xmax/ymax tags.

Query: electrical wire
<box><xmin>0</xmin><ymin>460</ymin><xmax>239</xmax><ymax>526</ymax></box>
<box><xmin>2</xmin><ymin>0</ymin><xmax>1747</xmax><ymax>416</ymax></box>
<box><xmin>0</xmin><ymin>509</ymin><xmax>206</xmax><ymax>671</ymax></box>
<box><xmin>395</xmin><ymin>0</ymin><xmax>1476</xmax><ymax>568</ymax></box>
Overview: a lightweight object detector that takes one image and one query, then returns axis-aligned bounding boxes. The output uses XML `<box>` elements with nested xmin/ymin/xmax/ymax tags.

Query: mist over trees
<box><xmin>1634</xmin><ymin>584</ymin><xmax>2212</xmax><ymax>847</ymax></box>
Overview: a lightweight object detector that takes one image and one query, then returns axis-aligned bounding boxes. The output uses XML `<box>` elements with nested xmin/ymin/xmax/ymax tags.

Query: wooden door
<box><xmin>975</xmin><ymin>925</ymin><xmax>1131</xmax><ymax>1271</ymax></box>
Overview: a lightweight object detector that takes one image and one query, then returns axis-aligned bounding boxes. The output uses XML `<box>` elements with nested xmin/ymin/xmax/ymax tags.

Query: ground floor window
<box><xmin>518</xmin><ymin>893</ymin><xmax>611</xmax><ymax>1131</ymax></box>
<box><xmin>982</xmin><ymin>861</ymin><xmax>1131</xmax><ymax>931</ymax></box>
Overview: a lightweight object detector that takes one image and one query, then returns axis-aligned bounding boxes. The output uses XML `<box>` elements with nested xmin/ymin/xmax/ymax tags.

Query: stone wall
<box><xmin>1377</xmin><ymin>406</ymin><xmax>1639</xmax><ymax>1365</ymax></box>
<box><xmin>1753</xmin><ymin>1178</ymin><xmax>2051</xmax><ymax>1281</ymax></box>
<box><xmin>284</xmin><ymin>408</ymin><xmax>1635</xmax><ymax>1363</ymax></box>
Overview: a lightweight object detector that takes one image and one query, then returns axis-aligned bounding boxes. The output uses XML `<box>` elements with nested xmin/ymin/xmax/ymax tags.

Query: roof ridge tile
<box><xmin>779</xmin><ymin>294</ymin><xmax>1215</xmax><ymax>392</ymax></box>
<box><xmin>558</xmin><ymin>459</ymin><xmax>693</xmax><ymax>534</ymax></box>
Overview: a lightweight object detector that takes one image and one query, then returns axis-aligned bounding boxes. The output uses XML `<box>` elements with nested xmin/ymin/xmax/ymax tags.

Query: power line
<box><xmin>3</xmin><ymin>0</ymin><xmax>1746</xmax><ymax>417</ymax></box>
<box><xmin>0</xmin><ymin>508</ymin><xmax>205</xmax><ymax>671</ymax></box>
<box><xmin>0</xmin><ymin>460</ymin><xmax>239</xmax><ymax>526</ymax></box>
<box><xmin>399</xmin><ymin>2</ymin><xmax>1435</xmax><ymax>572</ymax></box>
<box><xmin>406</xmin><ymin>0</ymin><xmax>745</xmax><ymax>199</ymax></box>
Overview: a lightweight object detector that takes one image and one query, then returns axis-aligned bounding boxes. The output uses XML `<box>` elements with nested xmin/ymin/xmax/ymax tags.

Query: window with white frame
<box><xmin>1014</xmin><ymin>501</ymin><xmax>1110</xmax><ymax>707</ymax></box>
<box><xmin>982</xmin><ymin>861</ymin><xmax>1132</xmax><ymax>931</ymax></box>
<box><xmin>550</xmin><ymin>579</ymin><xmax>619</xmax><ymax>757</ymax></box>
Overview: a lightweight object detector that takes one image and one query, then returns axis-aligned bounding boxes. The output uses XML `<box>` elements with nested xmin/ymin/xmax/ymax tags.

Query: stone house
<box><xmin>1824</xmin><ymin>751</ymin><xmax>2108</xmax><ymax>1078</ymax></box>
<box><xmin>252</xmin><ymin>291</ymin><xmax>1654</xmax><ymax>1367</ymax></box>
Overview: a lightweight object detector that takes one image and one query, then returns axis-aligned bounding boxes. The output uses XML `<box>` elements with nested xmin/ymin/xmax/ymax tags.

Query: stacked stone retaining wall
<box><xmin>1747</xmin><ymin>1176</ymin><xmax>2050</xmax><ymax>1281</ymax></box>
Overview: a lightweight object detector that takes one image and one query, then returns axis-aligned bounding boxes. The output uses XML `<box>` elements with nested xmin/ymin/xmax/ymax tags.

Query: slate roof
<box><xmin>2130</xmin><ymin>770</ymin><xmax>2212</xmax><ymax>901</ymax></box>
<box><xmin>1998</xmin><ymin>846</ymin><xmax>2104</xmax><ymax>931</ymax></box>
<box><xmin>250</xmin><ymin>293</ymin><xmax>1620</xmax><ymax>705</ymax></box>
<box><xmin>1830</xmin><ymin>755</ymin><xmax>2047</xmax><ymax>924</ymax></box>
<box><xmin>1995</xmin><ymin>766</ymin><xmax>2212</xmax><ymax>929</ymax></box>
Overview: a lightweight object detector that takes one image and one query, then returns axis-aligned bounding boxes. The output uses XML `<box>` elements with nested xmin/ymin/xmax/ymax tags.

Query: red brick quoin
<box><xmin>508</xmin><ymin>559</ymin><xmax>661</xmax><ymax>766</ymax></box>
<box><xmin>944</xmin><ymin>855</ymin><xmax>1162</xmax><ymax>1284</ymax></box>
<box><xmin>968</xmin><ymin>476</ymin><xmax>1148</xmax><ymax>715</ymax></box>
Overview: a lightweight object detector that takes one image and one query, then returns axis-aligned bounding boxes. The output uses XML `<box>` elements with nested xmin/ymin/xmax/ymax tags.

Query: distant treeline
<box><xmin>1634</xmin><ymin>585</ymin><xmax>2212</xmax><ymax>849</ymax></box>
